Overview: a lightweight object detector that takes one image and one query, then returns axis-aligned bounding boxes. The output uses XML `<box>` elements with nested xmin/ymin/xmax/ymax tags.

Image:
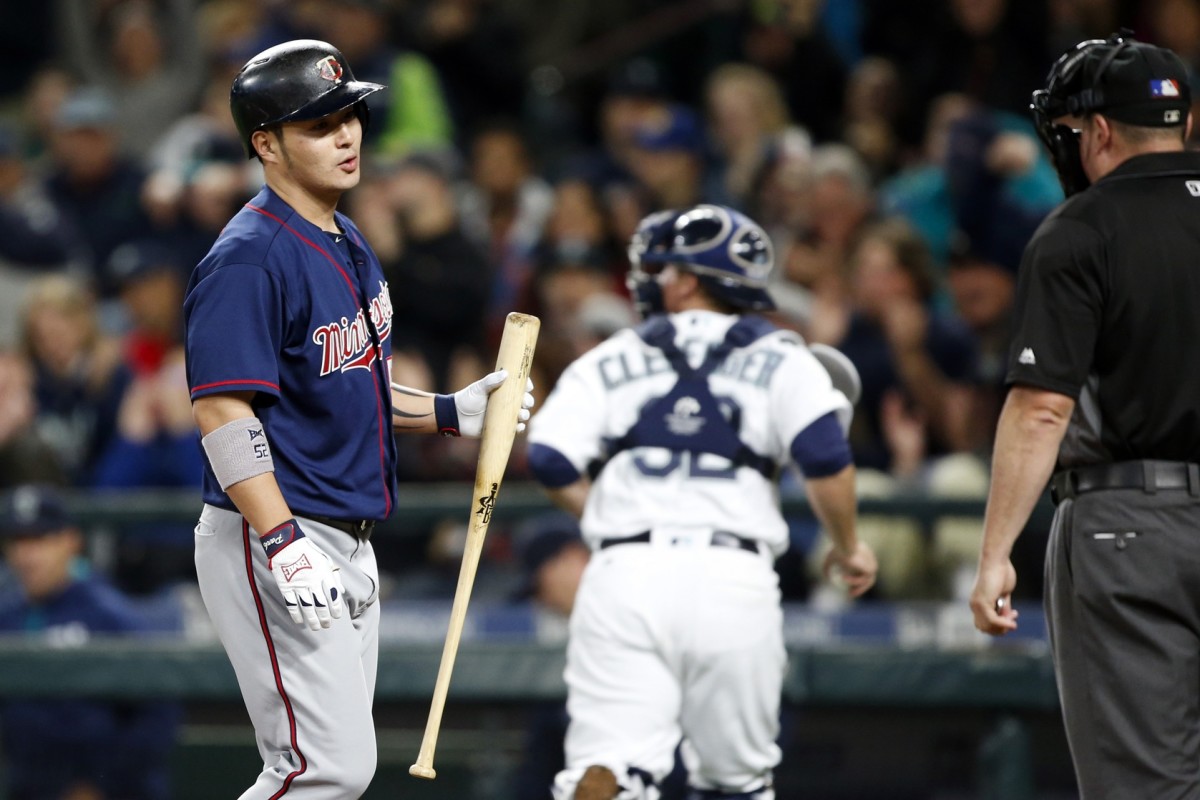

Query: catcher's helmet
<box><xmin>637</xmin><ymin>204</ymin><xmax>776</xmax><ymax>312</ymax></box>
<box><xmin>230</xmin><ymin>39</ymin><xmax>385</xmax><ymax>159</ymax></box>
<box><xmin>625</xmin><ymin>208</ymin><xmax>680</xmax><ymax>319</ymax></box>
<box><xmin>1031</xmin><ymin>30</ymin><xmax>1190</xmax><ymax>196</ymax></box>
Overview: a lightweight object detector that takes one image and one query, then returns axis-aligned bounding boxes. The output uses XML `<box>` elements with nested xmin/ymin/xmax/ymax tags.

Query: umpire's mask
<box><xmin>1032</xmin><ymin>30</ymin><xmax>1191</xmax><ymax>197</ymax></box>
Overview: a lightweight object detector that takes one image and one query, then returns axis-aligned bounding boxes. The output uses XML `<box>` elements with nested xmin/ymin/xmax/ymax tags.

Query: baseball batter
<box><xmin>184</xmin><ymin>40</ymin><xmax>531</xmax><ymax>800</ymax></box>
<box><xmin>526</xmin><ymin>205</ymin><xmax>877</xmax><ymax>800</ymax></box>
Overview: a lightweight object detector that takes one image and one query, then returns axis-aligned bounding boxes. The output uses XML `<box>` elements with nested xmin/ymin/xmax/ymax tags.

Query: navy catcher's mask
<box><xmin>1032</xmin><ymin>30</ymin><xmax>1191</xmax><ymax>196</ymax></box>
<box><xmin>638</xmin><ymin>204</ymin><xmax>776</xmax><ymax>312</ymax></box>
<box><xmin>625</xmin><ymin>209</ymin><xmax>679</xmax><ymax>319</ymax></box>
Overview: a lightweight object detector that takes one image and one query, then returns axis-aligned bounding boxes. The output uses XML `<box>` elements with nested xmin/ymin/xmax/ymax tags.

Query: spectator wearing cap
<box><xmin>0</xmin><ymin>483</ymin><xmax>180</xmax><ymax>800</ymax></box>
<box><xmin>42</xmin><ymin>88</ymin><xmax>153</xmax><ymax>302</ymax></box>
<box><xmin>0</xmin><ymin>122</ymin><xmax>83</xmax><ymax>349</ymax></box>
<box><xmin>594</xmin><ymin>59</ymin><xmax>674</xmax><ymax>183</ymax></box>
<box><xmin>627</xmin><ymin>104</ymin><xmax>710</xmax><ymax>213</ymax></box>
<box><xmin>512</xmin><ymin>513</ymin><xmax>590</xmax><ymax>621</ymax></box>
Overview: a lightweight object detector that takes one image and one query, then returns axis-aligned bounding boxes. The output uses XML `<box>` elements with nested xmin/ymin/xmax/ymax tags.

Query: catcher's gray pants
<box><xmin>1046</xmin><ymin>484</ymin><xmax>1200</xmax><ymax>800</ymax></box>
<box><xmin>195</xmin><ymin>505</ymin><xmax>381</xmax><ymax>800</ymax></box>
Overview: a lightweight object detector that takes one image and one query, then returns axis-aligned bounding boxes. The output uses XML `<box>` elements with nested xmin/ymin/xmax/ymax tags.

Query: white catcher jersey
<box><xmin>528</xmin><ymin>309</ymin><xmax>849</xmax><ymax>556</ymax></box>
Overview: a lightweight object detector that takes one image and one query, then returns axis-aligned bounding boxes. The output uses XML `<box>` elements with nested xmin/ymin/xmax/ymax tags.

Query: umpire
<box><xmin>969</xmin><ymin>31</ymin><xmax>1200</xmax><ymax>799</ymax></box>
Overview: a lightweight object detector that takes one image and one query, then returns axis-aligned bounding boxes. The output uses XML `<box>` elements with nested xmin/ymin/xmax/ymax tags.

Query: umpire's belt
<box><xmin>1050</xmin><ymin>460</ymin><xmax>1200</xmax><ymax>505</ymax></box>
<box><xmin>598</xmin><ymin>530</ymin><xmax>761</xmax><ymax>555</ymax></box>
<box><xmin>306</xmin><ymin>514</ymin><xmax>375</xmax><ymax>540</ymax></box>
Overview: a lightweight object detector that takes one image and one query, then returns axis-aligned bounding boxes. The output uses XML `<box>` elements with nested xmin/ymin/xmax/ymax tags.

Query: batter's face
<box><xmin>257</xmin><ymin>106</ymin><xmax>363</xmax><ymax>200</ymax></box>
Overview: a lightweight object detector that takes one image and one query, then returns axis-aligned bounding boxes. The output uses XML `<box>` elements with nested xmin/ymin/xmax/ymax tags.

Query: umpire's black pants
<box><xmin>1046</xmin><ymin>487</ymin><xmax>1200</xmax><ymax>799</ymax></box>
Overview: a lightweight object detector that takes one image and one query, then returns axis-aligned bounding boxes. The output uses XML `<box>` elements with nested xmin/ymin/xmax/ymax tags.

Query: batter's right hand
<box><xmin>259</xmin><ymin>519</ymin><xmax>345</xmax><ymax>630</ymax></box>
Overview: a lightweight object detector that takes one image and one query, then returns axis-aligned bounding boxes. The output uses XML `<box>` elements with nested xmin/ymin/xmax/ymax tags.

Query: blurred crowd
<box><xmin>0</xmin><ymin>0</ymin><xmax>1197</xmax><ymax>607</ymax></box>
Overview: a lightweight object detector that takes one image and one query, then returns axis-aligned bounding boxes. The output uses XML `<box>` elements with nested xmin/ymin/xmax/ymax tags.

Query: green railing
<box><xmin>59</xmin><ymin>480</ymin><xmax>1055</xmax><ymax>532</ymax></box>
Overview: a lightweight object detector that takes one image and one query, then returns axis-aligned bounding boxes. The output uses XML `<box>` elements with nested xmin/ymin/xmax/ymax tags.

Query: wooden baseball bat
<box><xmin>409</xmin><ymin>312</ymin><xmax>540</xmax><ymax>781</ymax></box>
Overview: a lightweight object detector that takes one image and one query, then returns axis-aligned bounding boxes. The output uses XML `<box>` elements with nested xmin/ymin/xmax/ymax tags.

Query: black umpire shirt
<box><xmin>1006</xmin><ymin>151</ymin><xmax>1200</xmax><ymax>468</ymax></box>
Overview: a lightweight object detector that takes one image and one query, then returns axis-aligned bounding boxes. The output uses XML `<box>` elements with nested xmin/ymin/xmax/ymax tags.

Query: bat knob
<box><xmin>409</xmin><ymin>764</ymin><xmax>437</xmax><ymax>780</ymax></box>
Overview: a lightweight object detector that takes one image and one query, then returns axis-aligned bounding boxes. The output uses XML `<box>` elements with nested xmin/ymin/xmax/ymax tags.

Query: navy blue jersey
<box><xmin>184</xmin><ymin>187</ymin><xmax>397</xmax><ymax>520</ymax></box>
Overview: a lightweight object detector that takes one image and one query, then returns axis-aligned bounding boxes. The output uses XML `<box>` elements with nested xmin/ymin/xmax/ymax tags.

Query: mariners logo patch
<box><xmin>317</xmin><ymin>56</ymin><xmax>344</xmax><ymax>83</ymax></box>
<box><xmin>665</xmin><ymin>396</ymin><xmax>706</xmax><ymax>436</ymax></box>
<box><xmin>281</xmin><ymin>553</ymin><xmax>313</xmax><ymax>581</ymax></box>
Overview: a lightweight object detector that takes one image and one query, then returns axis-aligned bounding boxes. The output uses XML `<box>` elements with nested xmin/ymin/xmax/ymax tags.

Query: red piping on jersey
<box><xmin>246</xmin><ymin>203</ymin><xmax>359</xmax><ymax>296</ymax></box>
<box><xmin>245</xmin><ymin>203</ymin><xmax>393</xmax><ymax>518</ymax></box>
<box><xmin>242</xmin><ymin>518</ymin><xmax>308</xmax><ymax>798</ymax></box>
<box><xmin>191</xmin><ymin>378</ymin><xmax>281</xmax><ymax>394</ymax></box>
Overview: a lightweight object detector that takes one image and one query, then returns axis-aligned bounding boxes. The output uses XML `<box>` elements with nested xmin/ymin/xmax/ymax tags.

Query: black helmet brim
<box><xmin>275</xmin><ymin>80</ymin><xmax>385</xmax><ymax>125</ymax></box>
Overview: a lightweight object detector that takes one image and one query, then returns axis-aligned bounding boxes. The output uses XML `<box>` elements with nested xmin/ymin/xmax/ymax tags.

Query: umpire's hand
<box><xmin>259</xmin><ymin>519</ymin><xmax>345</xmax><ymax>630</ymax></box>
<box><xmin>970</xmin><ymin>557</ymin><xmax>1019</xmax><ymax>635</ymax></box>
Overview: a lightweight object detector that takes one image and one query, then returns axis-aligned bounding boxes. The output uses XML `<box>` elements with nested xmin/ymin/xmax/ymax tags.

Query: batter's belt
<box><xmin>1050</xmin><ymin>459</ymin><xmax>1200</xmax><ymax>506</ymax></box>
<box><xmin>304</xmin><ymin>514</ymin><xmax>375</xmax><ymax>540</ymax></box>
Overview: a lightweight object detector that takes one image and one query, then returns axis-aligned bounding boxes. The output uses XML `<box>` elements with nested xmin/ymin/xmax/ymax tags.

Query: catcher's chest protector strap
<box><xmin>607</xmin><ymin>316</ymin><xmax>777</xmax><ymax>476</ymax></box>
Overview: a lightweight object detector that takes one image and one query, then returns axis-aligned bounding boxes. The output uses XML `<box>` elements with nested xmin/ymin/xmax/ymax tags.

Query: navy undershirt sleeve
<box><xmin>789</xmin><ymin>411</ymin><xmax>853</xmax><ymax>478</ymax></box>
<box><xmin>527</xmin><ymin>443</ymin><xmax>582</xmax><ymax>488</ymax></box>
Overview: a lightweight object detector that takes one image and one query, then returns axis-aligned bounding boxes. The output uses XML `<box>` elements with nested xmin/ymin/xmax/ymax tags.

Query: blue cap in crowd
<box><xmin>0</xmin><ymin>485</ymin><xmax>72</xmax><ymax>538</ymax></box>
<box><xmin>634</xmin><ymin>105</ymin><xmax>704</xmax><ymax>153</ymax></box>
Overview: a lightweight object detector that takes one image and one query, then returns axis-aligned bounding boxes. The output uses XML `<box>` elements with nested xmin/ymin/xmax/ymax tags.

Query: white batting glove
<box><xmin>259</xmin><ymin>519</ymin><xmax>344</xmax><ymax>631</ymax></box>
<box><xmin>440</xmin><ymin>370</ymin><xmax>535</xmax><ymax>437</ymax></box>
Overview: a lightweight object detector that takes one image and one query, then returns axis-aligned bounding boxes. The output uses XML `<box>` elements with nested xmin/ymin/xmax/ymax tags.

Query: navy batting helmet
<box><xmin>230</xmin><ymin>39</ymin><xmax>385</xmax><ymax>159</ymax></box>
<box><xmin>638</xmin><ymin>204</ymin><xmax>776</xmax><ymax>312</ymax></box>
